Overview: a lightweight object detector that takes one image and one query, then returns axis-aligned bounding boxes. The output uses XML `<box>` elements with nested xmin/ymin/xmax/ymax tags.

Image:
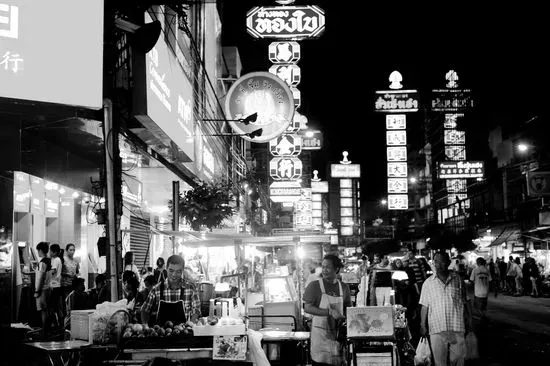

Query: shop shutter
<box><xmin>130</xmin><ymin>214</ymin><xmax>151</xmax><ymax>269</ymax></box>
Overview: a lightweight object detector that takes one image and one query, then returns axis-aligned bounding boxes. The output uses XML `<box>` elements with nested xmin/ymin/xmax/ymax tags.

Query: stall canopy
<box><xmin>489</xmin><ymin>226</ymin><xmax>521</xmax><ymax>247</ymax></box>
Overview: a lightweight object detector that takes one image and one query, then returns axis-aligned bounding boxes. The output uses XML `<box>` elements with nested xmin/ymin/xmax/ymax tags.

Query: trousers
<box><xmin>430</xmin><ymin>332</ymin><xmax>465</xmax><ymax>366</ymax></box>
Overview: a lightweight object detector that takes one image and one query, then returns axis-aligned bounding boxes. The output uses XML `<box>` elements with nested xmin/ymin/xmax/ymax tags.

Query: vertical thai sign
<box><xmin>250</xmin><ymin>2</ymin><xmax>325</xmax><ymax>218</ymax></box>
<box><xmin>376</xmin><ymin>71</ymin><xmax>419</xmax><ymax>210</ymax></box>
<box><xmin>330</xmin><ymin>152</ymin><xmax>361</xmax><ymax>237</ymax></box>
<box><xmin>431</xmin><ymin>70</ymin><xmax>474</xmax><ymax>219</ymax></box>
<box><xmin>311</xmin><ymin>170</ymin><xmax>328</xmax><ymax>229</ymax></box>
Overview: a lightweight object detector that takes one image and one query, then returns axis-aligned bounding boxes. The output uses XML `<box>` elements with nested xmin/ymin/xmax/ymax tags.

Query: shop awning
<box><xmin>489</xmin><ymin>226</ymin><xmax>521</xmax><ymax>247</ymax></box>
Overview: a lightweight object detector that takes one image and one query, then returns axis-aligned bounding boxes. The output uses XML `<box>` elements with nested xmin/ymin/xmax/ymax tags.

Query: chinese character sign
<box><xmin>0</xmin><ymin>1</ymin><xmax>104</xmax><ymax>109</ymax></box>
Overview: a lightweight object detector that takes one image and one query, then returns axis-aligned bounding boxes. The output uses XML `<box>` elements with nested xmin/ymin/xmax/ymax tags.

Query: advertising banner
<box><xmin>0</xmin><ymin>0</ymin><xmax>103</xmax><ymax>109</ymax></box>
<box><xmin>247</xmin><ymin>6</ymin><xmax>325</xmax><ymax>40</ymax></box>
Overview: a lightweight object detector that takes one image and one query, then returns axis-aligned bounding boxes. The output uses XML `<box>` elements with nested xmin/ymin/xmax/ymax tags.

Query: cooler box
<box><xmin>70</xmin><ymin>309</ymin><xmax>95</xmax><ymax>341</ymax></box>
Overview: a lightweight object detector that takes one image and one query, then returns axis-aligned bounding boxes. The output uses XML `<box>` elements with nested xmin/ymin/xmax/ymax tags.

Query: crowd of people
<box><xmin>32</xmin><ymin>243</ymin><xmax>174</xmax><ymax>339</ymax></box>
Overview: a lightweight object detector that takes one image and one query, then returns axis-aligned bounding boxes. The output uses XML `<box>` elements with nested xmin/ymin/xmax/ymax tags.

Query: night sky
<box><xmin>220</xmin><ymin>1</ymin><xmax>549</xmax><ymax>203</ymax></box>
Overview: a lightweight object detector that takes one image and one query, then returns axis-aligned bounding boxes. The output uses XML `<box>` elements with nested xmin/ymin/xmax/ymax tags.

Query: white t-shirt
<box><xmin>50</xmin><ymin>257</ymin><xmax>63</xmax><ymax>288</ymax></box>
<box><xmin>470</xmin><ymin>265</ymin><xmax>491</xmax><ymax>298</ymax></box>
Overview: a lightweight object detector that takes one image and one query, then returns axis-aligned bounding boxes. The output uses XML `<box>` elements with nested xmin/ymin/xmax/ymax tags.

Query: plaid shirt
<box><xmin>141</xmin><ymin>279</ymin><xmax>201</xmax><ymax>319</ymax></box>
<box><xmin>419</xmin><ymin>272</ymin><xmax>466</xmax><ymax>334</ymax></box>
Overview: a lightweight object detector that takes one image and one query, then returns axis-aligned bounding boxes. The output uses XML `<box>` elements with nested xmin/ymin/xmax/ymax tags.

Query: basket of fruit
<box><xmin>121</xmin><ymin>320</ymin><xmax>213</xmax><ymax>349</ymax></box>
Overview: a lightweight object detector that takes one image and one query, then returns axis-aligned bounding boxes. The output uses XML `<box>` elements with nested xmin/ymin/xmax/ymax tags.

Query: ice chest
<box><xmin>70</xmin><ymin>309</ymin><xmax>95</xmax><ymax>341</ymax></box>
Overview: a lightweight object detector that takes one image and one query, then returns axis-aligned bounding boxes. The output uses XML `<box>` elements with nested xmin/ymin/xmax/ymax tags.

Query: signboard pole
<box><xmin>103</xmin><ymin>99</ymin><xmax>119</xmax><ymax>301</ymax></box>
<box><xmin>172</xmin><ymin>181</ymin><xmax>180</xmax><ymax>254</ymax></box>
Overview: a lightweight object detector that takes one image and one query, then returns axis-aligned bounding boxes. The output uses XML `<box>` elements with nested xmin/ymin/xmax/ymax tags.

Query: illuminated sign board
<box><xmin>340</xmin><ymin>179</ymin><xmax>352</xmax><ymax>188</ymax></box>
<box><xmin>0</xmin><ymin>0</ymin><xmax>103</xmax><ymax>109</ymax></box>
<box><xmin>448</xmin><ymin>194</ymin><xmax>470</xmax><ymax>208</ymax></box>
<box><xmin>375</xmin><ymin>90</ymin><xmax>419</xmax><ymax>113</ymax></box>
<box><xmin>444</xmin><ymin>113</ymin><xmax>464</xmax><ymax>129</ymax></box>
<box><xmin>247</xmin><ymin>6</ymin><xmax>326</xmax><ymax>40</ymax></box>
<box><xmin>340</xmin><ymin>198</ymin><xmax>353</xmax><ymax>207</ymax></box>
<box><xmin>134</xmin><ymin>12</ymin><xmax>195</xmax><ymax>161</ymax></box>
<box><xmin>388</xmin><ymin>194</ymin><xmax>408</xmax><ymax>210</ymax></box>
<box><xmin>340</xmin><ymin>226</ymin><xmax>353</xmax><ymax>236</ymax></box>
<box><xmin>13</xmin><ymin>171</ymin><xmax>30</xmax><ymax>212</ymax></box>
<box><xmin>431</xmin><ymin>89</ymin><xmax>474</xmax><ymax>112</ymax></box>
<box><xmin>340</xmin><ymin>189</ymin><xmax>352</xmax><ymax>198</ymax></box>
<box><xmin>438</xmin><ymin>161</ymin><xmax>484</xmax><ymax>179</ymax></box>
<box><xmin>341</xmin><ymin>217</ymin><xmax>354</xmax><ymax>226</ymax></box>
<box><xmin>311</xmin><ymin>181</ymin><xmax>328</xmax><ymax>193</ymax></box>
<box><xmin>270</xmin><ymin>187</ymin><xmax>301</xmax><ymax>196</ymax></box>
<box><xmin>388</xmin><ymin>178</ymin><xmax>408</xmax><ymax>194</ymax></box>
<box><xmin>386</xmin><ymin>131</ymin><xmax>407</xmax><ymax>146</ymax></box>
<box><xmin>291</xmin><ymin>86</ymin><xmax>301</xmax><ymax>108</ymax></box>
<box><xmin>270</xmin><ymin>157</ymin><xmax>303</xmax><ymax>180</ymax></box>
<box><xmin>270</xmin><ymin>134</ymin><xmax>302</xmax><ymax>156</ymax></box>
<box><xmin>302</xmin><ymin>130</ymin><xmax>322</xmax><ymax>150</ymax></box>
<box><xmin>387</xmin><ymin>163</ymin><xmax>408</xmax><ymax>177</ymax></box>
<box><xmin>446</xmin><ymin>179</ymin><xmax>467</xmax><ymax>193</ymax></box>
<box><xmin>269</xmin><ymin>41</ymin><xmax>301</xmax><ymax>63</ymax></box>
<box><xmin>445</xmin><ymin>146</ymin><xmax>466</xmax><ymax>160</ymax></box>
<box><xmin>331</xmin><ymin>164</ymin><xmax>361</xmax><ymax>178</ymax></box>
<box><xmin>269</xmin><ymin>64</ymin><xmax>301</xmax><ymax>86</ymax></box>
<box><xmin>386</xmin><ymin>114</ymin><xmax>406</xmax><ymax>130</ymax></box>
<box><xmin>225</xmin><ymin>72</ymin><xmax>294</xmax><ymax>143</ymax></box>
<box><xmin>387</xmin><ymin>147</ymin><xmax>407</xmax><ymax>162</ymax></box>
<box><xmin>341</xmin><ymin>208</ymin><xmax>353</xmax><ymax>216</ymax></box>
<box><xmin>287</xmin><ymin>111</ymin><xmax>307</xmax><ymax>132</ymax></box>
<box><xmin>444</xmin><ymin>130</ymin><xmax>466</xmax><ymax>145</ymax></box>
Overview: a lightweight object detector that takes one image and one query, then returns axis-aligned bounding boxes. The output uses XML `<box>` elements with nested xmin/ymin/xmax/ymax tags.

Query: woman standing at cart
<box><xmin>304</xmin><ymin>254</ymin><xmax>351</xmax><ymax>366</ymax></box>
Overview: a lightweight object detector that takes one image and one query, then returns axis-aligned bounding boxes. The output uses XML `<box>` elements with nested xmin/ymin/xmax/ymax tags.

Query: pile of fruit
<box><xmin>123</xmin><ymin>321</ymin><xmax>195</xmax><ymax>339</ymax></box>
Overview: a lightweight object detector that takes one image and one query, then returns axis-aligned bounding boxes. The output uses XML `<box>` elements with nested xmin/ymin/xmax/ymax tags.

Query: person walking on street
<box><xmin>498</xmin><ymin>257</ymin><xmax>507</xmax><ymax>292</ymax></box>
<box><xmin>489</xmin><ymin>258</ymin><xmax>500</xmax><ymax>297</ymax></box>
<box><xmin>514</xmin><ymin>257</ymin><xmax>523</xmax><ymax>296</ymax></box>
<box><xmin>420</xmin><ymin>252</ymin><xmax>471</xmax><ymax>366</ymax></box>
<box><xmin>506</xmin><ymin>256</ymin><xmax>519</xmax><ymax>294</ymax></box>
<box><xmin>525</xmin><ymin>258</ymin><xmax>540</xmax><ymax>297</ymax></box>
<box><xmin>470</xmin><ymin>257</ymin><xmax>491</xmax><ymax>317</ymax></box>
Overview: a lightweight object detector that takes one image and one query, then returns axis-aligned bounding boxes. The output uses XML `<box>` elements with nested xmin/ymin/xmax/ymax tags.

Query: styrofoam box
<box><xmin>70</xmin><ymin>310</ymin><xmax>95</xmax><ymax>341</ymax></box>
<box><xmin>193</xmin><ymin>324</ymin><xmax>246</xmax><ymax>336</ymax></box>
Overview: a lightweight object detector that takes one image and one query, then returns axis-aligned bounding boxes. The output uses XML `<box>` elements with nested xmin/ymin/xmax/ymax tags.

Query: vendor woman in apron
<box><xmin>141</xmin><ymin>254</ymin><xmax>202</xmax><ymax>326</ymax></box>
<box><xmin>304</xmin><ymin>254</ymin><xmax>352</xmax><ymax>366</ymax></box>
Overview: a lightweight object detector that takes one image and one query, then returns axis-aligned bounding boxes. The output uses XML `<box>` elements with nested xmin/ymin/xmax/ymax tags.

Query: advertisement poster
<box><xmin>346</xmin><ymin>306</ymin><xmax>395</xmax><ymax>339</ymax></box>
<box><xmin>213</xmin><ymin>335</ymin><xmax>248</xmax><ymax>361</ymax></box>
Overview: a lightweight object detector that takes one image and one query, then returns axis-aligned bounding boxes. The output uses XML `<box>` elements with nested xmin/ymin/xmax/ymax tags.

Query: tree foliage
<box><xmin>176</xmin><ymin>179</ymin><xmax>235</xmax><ymax>231</ymax></box>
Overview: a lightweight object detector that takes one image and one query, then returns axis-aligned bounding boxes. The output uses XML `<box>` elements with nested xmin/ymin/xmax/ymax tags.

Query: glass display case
<box><xmin>263</xmin><ymin>274</ymin><xmax>297</xmax><ymax>303</ymax></box>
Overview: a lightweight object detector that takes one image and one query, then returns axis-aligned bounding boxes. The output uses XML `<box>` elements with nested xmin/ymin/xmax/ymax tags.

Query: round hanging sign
<box><xmin>224</xmin><ymin>71</ymin><xmax>295</xmax><ymax>143</ymax></box>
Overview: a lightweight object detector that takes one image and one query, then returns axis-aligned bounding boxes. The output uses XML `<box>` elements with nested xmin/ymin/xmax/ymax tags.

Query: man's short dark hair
<box><xmin>36</xmin><ymin>241</ymin><xmax>49</xmax><ymax>254</ymax></box>
<box><xmin>50</xmin><ymin>243</ymin><xmax>61</xmax><ymax>255</ymax></box>
<box><xmin>122</xmin><ymin>270</ymin><xmax>137</xmax><ymax>283</ymax></box>
<box><xmin>435</xmin><ymin>251</ymin><xmax>450</xmax><ymax>262</ymax></box>
<box><xmin>144</xmin><ymin>274</ymin><xmax>155</xmax><ymax>286</ymax></box>
<box><xmin>167</xmin><ymin>254</ymin><xmax>185</xmax><ymax>268</ymax></box>
<box><xmin>323</xmin><ymin>254</ymin><xmax>343</xmax><ymax>272</ymax></box>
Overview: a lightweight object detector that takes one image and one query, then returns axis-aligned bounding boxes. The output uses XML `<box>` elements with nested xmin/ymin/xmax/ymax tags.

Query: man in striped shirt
<box><xmin>141</xmin><ymin>254</ymin><xmax>201</xmax><ymax>325</ymax></box>
<box><xmin>419</xmin><ymin>252</ymin><xmax>471</xmax><ymax>366</ymax></box>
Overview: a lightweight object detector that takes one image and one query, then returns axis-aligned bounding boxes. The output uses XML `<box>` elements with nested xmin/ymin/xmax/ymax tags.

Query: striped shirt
<box><xmin>419</xmin><ymin>272</ymin><xmax>466</xmax><ymax>334</ymax></box>
<box><xmin>408</xmin><ymin>258</ymin><xmax>427</xmax><ymax>286</ymax></box>
<box><xmin>141</xmin><ymin>279</ymin><xmax>201</xmax><ymax>320</ymax></box>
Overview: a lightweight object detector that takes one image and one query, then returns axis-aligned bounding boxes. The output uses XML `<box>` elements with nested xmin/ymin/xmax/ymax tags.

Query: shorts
<box><xmin>36</xmin><ymin>288</ymin><xmax>52</xmax><ymax>311</ymax></box>
<box><xmin>474</xmin><ymin>296</ymin><xmax>488</xmax><ymax>311</ymax></box>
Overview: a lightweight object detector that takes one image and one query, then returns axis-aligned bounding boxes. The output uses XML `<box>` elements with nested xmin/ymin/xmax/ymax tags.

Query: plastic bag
<box><xmin>90</xmin><ymin>299</ymin><xmax>130</xmax><ymax>344</ymax></box>
<box><xmin>414</xmin><ymin>336</ymin><xmax>432</xmax><ymax>366</ymax></box>
<box><xmin>465</xmin><ymin>332</ymin><xmax>480</xmax><ymax>360</ymax></box>
<box><xmin>247</xmin><ymin>328</ymin><xmax>270</xmax><ymax>366</ymax></box>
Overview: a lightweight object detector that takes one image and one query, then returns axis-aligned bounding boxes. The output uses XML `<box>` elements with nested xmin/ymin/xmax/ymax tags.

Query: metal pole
<box><xmin>103</xmin><ymin>98</ymin><xmax>118</xmax><ymax>301</ymax></box>
<box><xmin>172</xmin><ymin>181</ymin><xmax>180</xmax><ymax>254</ymax></box>
<box><xmin>503</xmin><ymin>168</ymin><xmax>509</xmax><ymax>220</ymax></box>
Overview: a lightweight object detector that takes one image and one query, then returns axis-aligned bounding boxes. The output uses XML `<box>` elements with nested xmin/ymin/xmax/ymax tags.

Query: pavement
<box><xmin>468</xmin><ymin>293</ymin><xmax>550</xmax><ymax>366</ymax></box>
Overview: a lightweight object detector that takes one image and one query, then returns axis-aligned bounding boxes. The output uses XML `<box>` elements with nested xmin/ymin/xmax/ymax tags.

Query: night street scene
<box><xmin>1</xmin><ymin>1</ymin><xmax>550</xmax><ymax>365</ymax></box>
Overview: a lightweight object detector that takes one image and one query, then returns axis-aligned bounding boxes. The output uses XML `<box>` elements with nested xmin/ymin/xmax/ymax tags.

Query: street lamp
<box><xmin>204</xmin><ymin>128</ymin><xmax>263</xmax><ymax>139</ymax></box>
<box><xmin>381</xmin><ymin>199</ymin><xmax>387</xmax><ymax>206</ymax></box>
<box><xmin>410</xmin><ymin>177</ymin><xmax>417</xmax><ymax>184</ymax></box>
<box><xmin>517</xmin><ymin>142</ymin><xmax>530</xmax><ymax>153</ymax></box>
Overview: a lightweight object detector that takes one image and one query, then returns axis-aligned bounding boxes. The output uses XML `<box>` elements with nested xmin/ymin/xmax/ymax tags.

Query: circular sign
<box><xmin>224</xmin><ymin>72</ymin><xmax>295</xmax><ymax>143</ymax></box>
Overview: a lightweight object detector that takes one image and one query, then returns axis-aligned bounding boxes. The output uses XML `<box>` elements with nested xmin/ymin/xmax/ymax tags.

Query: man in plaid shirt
<box><xmin>419</xmin><ymin>252</ymin><xmax>471</xmax><ymax>366</ymax></box>
<box><xmin>141</xmin><ymin>254</ymin><xmax>201</xmax><ymax>325</ymax></box>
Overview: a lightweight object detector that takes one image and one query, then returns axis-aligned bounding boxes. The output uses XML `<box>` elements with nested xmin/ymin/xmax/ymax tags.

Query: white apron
<box><xmin>311</xmin><ymin>278</ymin><xmax>344</xmax><ymax>365</ymax></box>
